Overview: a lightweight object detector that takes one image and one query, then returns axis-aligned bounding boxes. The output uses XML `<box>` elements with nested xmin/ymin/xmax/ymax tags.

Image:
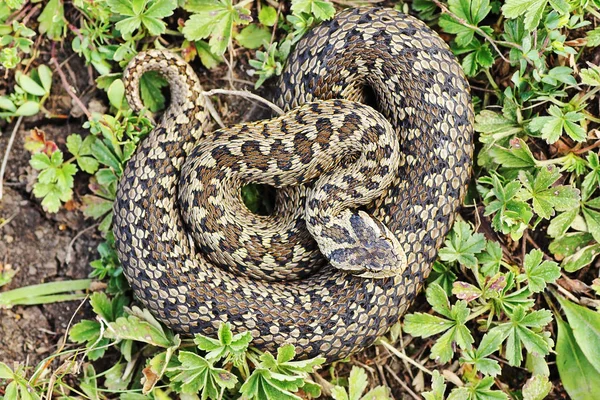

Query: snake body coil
<box><xmin>114</xmin><ymin>7</ymin><xmax>474</xmax><ymax>362</ymax></box>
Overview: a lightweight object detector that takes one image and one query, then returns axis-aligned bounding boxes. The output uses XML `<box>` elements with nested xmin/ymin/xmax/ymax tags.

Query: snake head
<box><xmin>323</xmin><ymin>211</ymin><xmax>407</xmax><ymax>279</ymax></box>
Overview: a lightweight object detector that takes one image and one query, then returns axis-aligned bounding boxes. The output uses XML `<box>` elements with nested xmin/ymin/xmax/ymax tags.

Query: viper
<box><xmin>113</xmin><ymin>7</ymin><xmax>474</xmax><ymax>362</ymax></box>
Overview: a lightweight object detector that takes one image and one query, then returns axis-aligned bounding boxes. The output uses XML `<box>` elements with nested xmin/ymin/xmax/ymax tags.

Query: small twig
<box><xmin>0</xmin><ymin>211</ymin><xmax>19</xmax><ymax>230</ymax></box>
<box><xmin>0</xmin><ymin>116</ymin><xmax>24</xmax><ymax>201</ymax></box>
<box><xmin>552</xmin><ymin>279</ymin><xmax>583</xmax><ymax>304</ymax></box>
<box><xmin>50</xmin><ymin>57</ymin><xmax>91</xmax><ymax>119</ymax></box>
<box><xmin>203</xmin><ymin>89</ymin><xmax>284</xmax><ymax>115</ymax></box>
<box><xmin>65</xmin><ymin>223</ymin><xmax>100</xmax><ymax>265</ymax></box>
<box><xmin>384</xmin><ymin>365</ymin><xmax>421</xmax><ymax>400</ymax></box>
<box><xmin>574</xmin><ymin>139</ymin><xmax>600</xmax><ymax>154</ymax></box>
<box><xmin>202</xmin><ymin>96</ymin><xmax>226</xmax><ymax>129</ymax></box>
<box><xmin>431</xmin><ymin>0</ymin><xmax>509</xmax><ymax>64</ymax></box>
<box><xmin>377</xmin><ymin>339</ymin><xmax>434</xmax><ymax>376</ymax></box>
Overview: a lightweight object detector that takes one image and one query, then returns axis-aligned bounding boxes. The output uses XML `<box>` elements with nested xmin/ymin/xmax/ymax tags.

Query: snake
<box><xmin>113</xmin><ymin>7</ymin><xmax>474</xmax><ymax>362</ymax></box>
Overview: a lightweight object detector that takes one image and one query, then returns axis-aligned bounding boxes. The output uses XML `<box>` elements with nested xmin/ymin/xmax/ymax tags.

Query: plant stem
<box><xmin>431</xmin><ymin>0</ymin><xmax>509</xmax><ymax>63</ymax></box>
<box><xmin>376</xmin><ymin>338</ymin><xmax>434</xmax><ymax>376</ymax></box>
<box><xmin>0</xmin><ymin>116</ymin><xmax>23</xmax><ymax>201</ymax></box>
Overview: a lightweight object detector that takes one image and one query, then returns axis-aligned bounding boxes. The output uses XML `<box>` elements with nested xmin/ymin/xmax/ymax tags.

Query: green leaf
<box><xmin>104</xmin><ymin>307</ymin><xmax>176</xmax><ymax>348</ymax></box>
<box><xmin>406</xmin><ymin>299</ymin><xmax>473</xmax><ymax>363</ymax></box>
<box><xmin>18</xmin><ymin>74</ymin><xmax>46</xmax><ymax>96</ymax></box>
<box><xmin>480</xmin><ymin>174</ymin><xmax>533</xmax><ymax>240</ymax></box>
<box><xmin>439</xmin><ymin>220</ymin><xmax>486</xmax><ymax>267</ymax></box>
<box><xmin>493</xmin><ymin>306</ymin><xmax>553</xmax><ymax>366</ymax></box>
<box><xmin>404</xmin><ymin>312</ymin><xmax>454</xmax><ymax>338</ymax></box>
<box><xmin>290</xmin><ymin>0</ymin><xmax>335</xmax><ymax>21</ymax></box>
<box><xmin>69</xmin><ymin>319</ymin><xmax>109</xmax><ymax>360</ymax></box>
<box><xmin>70</xmin><ymin>320</ymin><xmax>102</xmax><ymax>343</ymax></box>
<box><xmin>104</xmin><ymin>362</ymin><xmax>132</xmax><ymax>391</ymax></box>
<box><xmin>82</xmin><ymin>195</ymin><xmax>114</xmax><ymax>220</ymax></box>
<box><xmin>32</xmin><ymin>182</ymin><xmax>71</xmax><ymax>212</ymax></box>
<box><xmin>556</xmin><ymin>316</ymin><xmax>600</xmax><ymax>400</ymax></box>
<box><xmin>438</xmin><ymin>0</ymin><xmax>491</xmax><ymax>47</ymax></box>
<box><xmin>0</xmin><ymin>96</ymin><xmax>17</xmax><ymax>112</ymax></box>
<box><xmin>502</xmin><ymin>0</ymin><xmax>547</xmax><ymax>31</ymax></box>
<box><xmin>529</xmin><ymin>105</ymin><xmax>587</xmax><ymax>144</ymax></box>
<box><xmin>452</xmin><ymin>281</ymin><xmax>482</xmax><ymax>302</ymax></box>
<box><xmin>518</xmin><ymin>166</ymin><xmax>580</xmax><ymax>219</ymax></box>
<box><xmin>422</xmin><ymin>371</ymin><xmax>446</xmax><ymax>400</ymax></box>
<box><xmin>547</xmin><ymin>209</ymin><xmax>578</xmax><ymax>238</ymax></box>
<box><xmin>259</xmin><ymin>6</ymin><xmax>278</xmax><ymax>26</ymax></box>
<box><xmin>260</xmin><ymin>344</ymin><xmax>325</xmax><ymax>376</ymax></box>
<box><xmin>346</xmin><ymin>366</ymin><xmax>368</xmax><ymax>400</ymax></box>
<box><xmin>556</xmin><ymin>296</ymin><xmax>600</xmax><ymax>374</ymax></box>
<box><xmin>195</xmin><ymin>40</ymin><xmax>223</xmax><ymax>69</ymax></box>
<box><xmin>14</xmin><ymin>101</ymin><xmax>40</xmax><ymax>116</ymax></box>
<box><xmin>30</xmin><ymin>153</ymin><xmax>52</xmax><ymax>170</ymax></box>
<box><xmin>475</xmin><ymin>110</ymin><xmax>522</xmax><ymax>139</ymax></box>
<box><xmin>139</xmin><ymin>71</ymin><xmax>168</xmax><ymax>112</ymax></box>
<box><xmin>0</xmin><ymin>362</ymin><xmax>14</xmax><ymax>379</ymax></box>
<box><xmin>582</xmin><ymin>206</ymin><xmax>600</xmax><ymax>243</ymax></box>
<box><xmin>490</xmin><ymin>138</ymin><xmax>537</xmax><ymax>169</ymax></box>
<box><xmin>332</xmin><ymin>366</ymin><xmax>391</xmax><ymax>400</ymax></box>
<box><xmin>448</xmin><ymin>376</ymin><xmax>508</xmax><ymax>400</ymax></box>
<box><xmin>108</xmin><ymin>0</ymin><xmax>176</xmax><ymax>37</ymax></box>
<box><xmin>427</xmin><ymin>282</ymin><xmax>452</xmax><ymax>318</ymax></box>
<box><xmin>91</xmin><ymin>139</ymin><xmax>123</xmax><ymax>172</ymax></box>
<box><xmin>37</xmin><ymin>65</ymin><xmax>53</xmax><ymax>93</ymax></box>
<box><xmin>478</xmin><ymin>241</ymin><xmax>503</xmax><ymax>276</ymax></box>
<box><xmin>464</xmin><ymin>330</ymin><xmax>504</xmax><ymax>376</ymax></box>
<box><xmin>183</xmin><ymin>0</ymin><xmax>251</xmax><ymax>55</ymax></box>
<box><xmin>168</xmin><ymin>351</ymin><xmax>237</xmax><ymax>397</ymax></box>
<box><xmin>581</xmin><ymin>64</ymin><xmax>600</xmax><ymax>86</ymax></box>
<box><xmin>586</xmin><ymin>28</ymin><xmax>600</xmax><ymax>47</ymax></box>
<box><xmin>521</xmin><ymin>249</ymin><xmax>560</xmax><ymax>293</ymax></box>
<box><xmin>582</xmin><ymin>153</ymin><xmax>600</xmax><ymax>200</ymax></box>
<box><xmin>107</xmin><ymin>79</ymin><xmax>125</xmax><ymax>109</ymax></box>
<box><xmin>90</xmin><ymin>292</ymin><xmax>114</xmax><ymax>321</ymax></box>
<box><xmin>561</xmin><ymin>243</ymin><xmax>600</xmax><ymax>272</ymax></box>
<box><xmin>522</xmin><ymin>375</ymin><xmax>552</xmax><ymax>400</ymax></box>
<box><xmin>68</xmin><ymin>134</ymin><xmax>99</xmax><ymax>174</ymax></box>
<box><xmin>545</xmin><ymin>66</ymin><xmax>576</xmax><ymax>85</ymax></box>
<box><xmin>37</xmin><ymin>0</ymin><xmax>66</xmax><ymax>40</ymax></box>
<box><xmin>194</xmin><ymin>322</ymin><xmax>252</xmax><ymax>369</ymax></box>
<box><xmin>236</xmin><ymin>24</ymin><xmax>271</xmax><ymax>49</ymax></box>
<box><xmin>331</xmin><ymin>386</ymin><xmax>350</xmax><ymax>400</ymax></box>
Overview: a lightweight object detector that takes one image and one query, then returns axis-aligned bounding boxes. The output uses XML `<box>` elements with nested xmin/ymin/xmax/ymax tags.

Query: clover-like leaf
<box><xmin>168</xmin><ymin>352</ymin><xmax>238</xmax><ymax>398</ymax></box>
<box><xmin>502</xmin><ymin>0</ymin><xmax>547</xmax><ymax>31</ymax></box>
<box><xmin>492</xmin><ymin>306</ymin><xmax>553</xmax><ymax>366</ymax></box>
<box><xmin>194</xmin><ymin>322</ymin><xmax>252</xmax><ymax>371</ymax></box>
<box><xmin>529</xmin><ymin>105</ymin><xmax>587</xmax><ymax>144</ymax></box>
<box><xmin>520</xmin><ymin>249</ymin><xmax>560</xmax><ymax>293</ymax></box>
<box><xmin>439</xmin><ymin>220</ymin><xmax>486</xmax><ymax>268</ymax></box>
<box><xmin>405</xmin><ymin>287</ymin><xmax>473</xmax><ymax>363</ymax></box>
<box><xmin>183</xmin><ymin>0</ymin><xmax>251</xmax><ymax>55</ymax></box>
<box><xmin>290</xmin><ymin>0</ymin><xmax>335</xmax><ymax>21</ymax></box>
<box><xmin>518</xmin><ymin>166</ymin><xmax>580</xmax><ymax>219</ymax></box>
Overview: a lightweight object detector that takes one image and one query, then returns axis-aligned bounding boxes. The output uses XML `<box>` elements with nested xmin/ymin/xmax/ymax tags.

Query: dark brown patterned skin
<box><xmin>113</xmin><ymin>7</ymin><xmax>474</xmax><ymax>363</ymax></box>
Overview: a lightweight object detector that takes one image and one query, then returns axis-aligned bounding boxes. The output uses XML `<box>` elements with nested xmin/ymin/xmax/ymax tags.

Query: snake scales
<box><xmin>113</xmin><ymin>7</ymin><xmax>474</xmax><ymax>362</ymax></box>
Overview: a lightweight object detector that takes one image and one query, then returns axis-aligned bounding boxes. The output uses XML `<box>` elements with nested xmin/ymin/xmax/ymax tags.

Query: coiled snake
<box><xmin>113</xmin><ymin>7</ymin><xmax>474</xmax><ymax>362</ymax></box>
